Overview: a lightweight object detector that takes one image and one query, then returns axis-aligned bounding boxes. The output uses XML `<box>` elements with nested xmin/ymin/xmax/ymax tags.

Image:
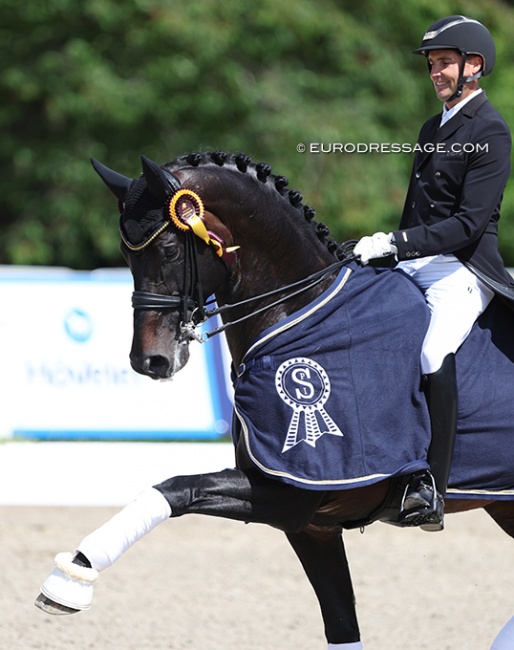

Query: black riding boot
<box><xmin>399</xmin><ymin>353</ymin><xmax>458</xmax><ymax>532</ymax></box>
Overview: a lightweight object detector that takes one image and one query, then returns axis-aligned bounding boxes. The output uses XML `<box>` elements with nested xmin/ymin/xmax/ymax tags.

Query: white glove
<box><xmin>353</xmin><ymin>232</ymin><xmax>397</xmax><ymax>265</ymax></box>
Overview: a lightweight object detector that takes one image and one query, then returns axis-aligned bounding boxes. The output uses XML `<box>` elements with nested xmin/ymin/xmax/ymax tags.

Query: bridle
<box><xmin>92</xmin><ymin>155</ymin><xmax>357</xmax><ymax>343</ymax></box>
<box><xmin>131</xmin><ymin>228</ymin><xmax>206</xmax><ymax>341</ymax></box>
<box><xmin>124</xmin><ymin>185</ymin><xmax>235</xmax><ymax>342</ymax></box>
<box><xmin>131</xmin><ymin>229</ymin><xmax>356</xmax><ymax>343</ymax></box>
<box><xmin>123</xmin><ymin>177</ymin><xmax>357</xmax><ymax>343</ymax></box>
<box><xmin>132</xmin><ymin>259</ymin><xmax>355</xmax><ymax>343</ymax></box>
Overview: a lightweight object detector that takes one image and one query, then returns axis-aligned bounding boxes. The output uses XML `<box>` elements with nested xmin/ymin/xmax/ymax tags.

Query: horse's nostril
<box><xmin>142</xmin><ymin>355</ymin><xmax>171</xmax><ymax>378</ymax></box>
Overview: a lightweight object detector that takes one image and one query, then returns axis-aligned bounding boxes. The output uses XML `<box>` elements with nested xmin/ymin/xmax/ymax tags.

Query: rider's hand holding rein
<box><xmin>353</xmin><ymin>232</ymin><xmax>398</xmax><ymax>265</ymax></box>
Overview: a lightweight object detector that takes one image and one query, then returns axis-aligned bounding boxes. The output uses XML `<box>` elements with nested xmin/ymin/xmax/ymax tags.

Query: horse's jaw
<box><xmin>129</xmin><ymin>338</ymin><xmax>190</xmax><ymax>380</ymax></box>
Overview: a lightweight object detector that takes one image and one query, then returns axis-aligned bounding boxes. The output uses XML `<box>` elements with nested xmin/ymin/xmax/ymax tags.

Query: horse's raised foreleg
<box><xmin>36</xmin><ymin>467</ymin><xmax>325</xmax><ymax>616</ymax></box>
<box><xmin>157</xmin><ymin>467</ymin><xmax>324</xmax><ymax>529</ymax></box>
<box><xmin>287</xmin><ymin>528</ymin><xmax>362</xmax><ymax>649</ymax></box>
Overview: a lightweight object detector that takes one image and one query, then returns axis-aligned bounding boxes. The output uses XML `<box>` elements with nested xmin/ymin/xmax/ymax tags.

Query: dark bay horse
<box><xmin>36</xmin><ymin>151</ymin><xmax>514</xmax><ymax>648</ymax></box>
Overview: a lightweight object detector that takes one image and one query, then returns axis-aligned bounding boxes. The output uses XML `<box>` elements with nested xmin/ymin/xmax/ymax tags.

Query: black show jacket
<box><xmin>394</xmin><ymin>91</ymin><xmax>514</xmax><ymax>299</ymax></box>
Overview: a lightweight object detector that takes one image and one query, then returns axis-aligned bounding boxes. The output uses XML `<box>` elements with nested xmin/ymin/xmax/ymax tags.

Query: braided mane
<box><xmin>164</xmin><ymin>150</ymin><xmax>350</xmax><ymax>260</ymax></box>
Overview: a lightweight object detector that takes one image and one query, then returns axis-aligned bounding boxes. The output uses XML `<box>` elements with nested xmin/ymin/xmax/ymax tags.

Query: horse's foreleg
<box><xmin>286</xmin><ymin>528</ymin><xmax>362</xmax><ymax>650</ymax></box>
<box><xmin>36</xmin><ymin>467</ymin><xmax>324</xmax><ymax>615</ymax></box>
<box><xmin>157</xmin><ymin>467</ymin><xmax>324</xmax><ymax>530</ymax></box>
<box><xmin>35</xmin><ymin>485</ymin><xmax>172</xmax><ymax>614</ymax></box>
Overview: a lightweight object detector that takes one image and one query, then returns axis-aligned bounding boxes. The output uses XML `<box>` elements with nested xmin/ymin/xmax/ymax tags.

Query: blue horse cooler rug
<box><xmin>231</xmin><ymin>263</ymin><xmax>514</xmax><ymax>500</ymax></box>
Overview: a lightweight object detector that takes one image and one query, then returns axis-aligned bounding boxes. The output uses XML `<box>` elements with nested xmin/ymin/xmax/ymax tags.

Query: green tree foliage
<box><xmin>3</xmin><ymin>0</ymin><xmax>514</xmax><ymax>268</ymax></box>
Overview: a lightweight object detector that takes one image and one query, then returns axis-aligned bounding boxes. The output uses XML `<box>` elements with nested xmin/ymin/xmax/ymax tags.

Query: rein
<box><xmin>132</xmin><ymin>256</ymin><xmax>357</xmax><ymax>343</ymax></box>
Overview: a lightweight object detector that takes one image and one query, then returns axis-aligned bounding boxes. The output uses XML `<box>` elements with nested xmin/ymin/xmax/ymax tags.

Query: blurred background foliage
<box><xmin>2</xmin><ymin>0</ymin><xmax>514</xmax><ymax>268</ymax></box>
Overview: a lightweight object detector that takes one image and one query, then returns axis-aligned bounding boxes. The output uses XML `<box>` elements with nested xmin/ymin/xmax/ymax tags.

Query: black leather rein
<box><xmin>130</xmin><ymin>256</ymin><xmax>356</xmax><ymax>343</ymax></box>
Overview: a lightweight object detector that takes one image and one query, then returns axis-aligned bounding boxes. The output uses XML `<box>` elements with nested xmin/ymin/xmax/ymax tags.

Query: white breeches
<box><xmin>397</xmin><ymin>254</ymin><xmax>494</xmax><ymax>374</ymax></box>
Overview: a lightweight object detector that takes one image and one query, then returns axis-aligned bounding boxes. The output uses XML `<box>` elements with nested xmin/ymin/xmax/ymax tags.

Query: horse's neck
<box><xmin>216</xmin><ymin>251</ymin><xmax>336</xmax><ymax>366</ymax></box>
<box><xmin>195</xmin><ymin>166</ymin><xmax>337</xmax><ymax>364</ymax></box>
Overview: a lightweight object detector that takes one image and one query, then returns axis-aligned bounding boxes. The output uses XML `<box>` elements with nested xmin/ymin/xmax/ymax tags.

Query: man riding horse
<box><xmin>355</xmin><ymin>15</ymin><xmax>514</xmax><ymax>532</ymax></box>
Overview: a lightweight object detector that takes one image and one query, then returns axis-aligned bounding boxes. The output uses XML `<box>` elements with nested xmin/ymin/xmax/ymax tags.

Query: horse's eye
<box><xmin>162</xmin><ymin>244</ymin><xmax>180</xmax><ymax>261</ymax></box>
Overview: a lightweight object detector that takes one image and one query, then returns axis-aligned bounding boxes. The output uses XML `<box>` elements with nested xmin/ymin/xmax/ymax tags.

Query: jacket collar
<box><xmin>415</xmin><ymin>91</ymin><xmax>488</xmax><ymax>170</ymax></box>
<box><xmin>436</xmin><ymin>90</ymin><xmax>488</xmax><ymax>142</ymax></box>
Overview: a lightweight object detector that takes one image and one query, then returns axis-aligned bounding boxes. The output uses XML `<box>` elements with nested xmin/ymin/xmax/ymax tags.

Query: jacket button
<box><xmin>411</xmin><ymin>201</ymin><xmax>416</xmax><ymax>208</ymax></box>
<box><xmin>415</xmin><ymin>172</ymin><xmax>421</xmax><ymax>178</ymax></box>
<box><xmin>430</xmin><ymin>202</ymin><xmax>435</xmax><ymax>208</ymax></box>
<box><xmin>435</xmin><ymin>171</ymin><xmax>441</xmax><ymax>178</ymax></box>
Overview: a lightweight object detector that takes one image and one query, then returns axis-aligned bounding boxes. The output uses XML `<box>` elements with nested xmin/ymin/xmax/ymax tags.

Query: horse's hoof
<box><xmin>34</xmin><ymin>592</ymin><xmax>80</xmax><ymax>616</ymax></box>
<box><xmin>36</xmin><ymin>552</ymin><xmax>99</xmax><ymax>614</ymax></box>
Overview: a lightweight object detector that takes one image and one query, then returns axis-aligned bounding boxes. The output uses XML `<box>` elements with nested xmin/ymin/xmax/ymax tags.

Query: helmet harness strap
<box><xmin>450</xmin><ymin>51</ymin><xmax>468</xmax><ymax>102</ymax></box>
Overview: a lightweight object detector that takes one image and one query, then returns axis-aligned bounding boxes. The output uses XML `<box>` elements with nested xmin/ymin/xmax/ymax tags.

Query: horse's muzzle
<box><xmin>130</xmin><ymin>340</ymin><xmax>190</xmax><ymax>380</ymax></box>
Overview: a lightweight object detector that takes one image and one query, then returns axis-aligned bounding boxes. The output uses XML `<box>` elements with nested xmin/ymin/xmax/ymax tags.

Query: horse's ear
<box><xmin>90</xmin><ymin>158</ymin><xmax>133</xmax><ymax>201</ymax></box>
<box><xmin>141</xmin><ymin>155</ymin><xmax>181</xmax><ymax>203</ymax></box>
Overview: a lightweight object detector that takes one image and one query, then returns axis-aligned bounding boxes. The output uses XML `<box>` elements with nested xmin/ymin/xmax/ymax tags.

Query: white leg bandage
<box><xmin>491</xmin><ymin>615</ymin><xmax>514</xmax><ymax>649</ymax></box>
<box><xmin>328</xmin><ymin>643</ymin><xmax>363</xmax><ymax>649</ymax></box>
<box><xmin>77</xmin><ymin>487</ymin><xmax>172</xmax><ymax>572</ymax></box>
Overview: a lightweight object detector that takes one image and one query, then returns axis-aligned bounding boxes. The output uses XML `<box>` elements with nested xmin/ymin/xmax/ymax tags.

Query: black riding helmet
<box><xmin>413</xmin><ymin>15</ymin><xmax>496</xmax><ymax>101</ymax></box>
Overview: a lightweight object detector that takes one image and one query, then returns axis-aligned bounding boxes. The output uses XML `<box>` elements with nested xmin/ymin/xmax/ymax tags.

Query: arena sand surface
<box><xmin>1</xmin><ymin>505</ymin><xmax>514</xmax><ymax>650</ymax></box>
